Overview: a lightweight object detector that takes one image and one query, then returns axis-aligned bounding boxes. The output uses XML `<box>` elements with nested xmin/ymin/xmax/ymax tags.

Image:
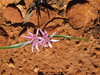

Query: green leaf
<box><xmin>53</xmin><ymin>35</ymin><xmax>89</xmax><ymax>41</ymax></box>
<box><xmin>0</xmin><ymin>35</ymin><xmax>89</xmax><ymax>49</ymax></box>
<box><xmin>0</xmin><ymin>42</ymin><xmax>26</xmax><ymax>49</ymax></box>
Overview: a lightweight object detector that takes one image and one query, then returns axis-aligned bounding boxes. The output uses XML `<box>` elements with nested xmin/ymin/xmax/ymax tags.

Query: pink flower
<box><xmin>21</xmin><ymin>28</ymin><xmax>42</xmax><ymax>52</ymax></box>
<box><xmin>40</xmin><ymin>29</ymin><xmax>59</xmax><ymax>48</ymax></box>
<box><xmin>21</xmin><ymin>28</ymin><xmax>59</xmax><ymax>52</ymax></box>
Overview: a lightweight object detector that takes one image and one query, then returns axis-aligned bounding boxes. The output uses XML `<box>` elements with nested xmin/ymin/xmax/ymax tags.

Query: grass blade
<box><xmin>53</xmin><ymin>35</ymin><xmax>89</xmax><ymax>41</ymax></box>
<box><xmin>0</xmin><ymin>42</ymin><xmax>26</xmax><ymax>49</ymax></box>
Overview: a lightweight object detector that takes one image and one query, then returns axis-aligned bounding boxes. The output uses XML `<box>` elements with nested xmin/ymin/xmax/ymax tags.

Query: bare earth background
<box><xmin>0</xmin><ymin>0</ymin><xmax>100</xmax><ymax>75</ymax></box>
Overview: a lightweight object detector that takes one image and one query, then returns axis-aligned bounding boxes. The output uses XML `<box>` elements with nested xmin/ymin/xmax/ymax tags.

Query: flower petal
<box><xmin>22</xmin><ymin>41</ymin><xmax>32</xmax><ymax>47</ymax></box>
<box><xmin>48</xmin><ymin>42</ymin><xmax>52</xmax><ymax>48</ymax></box>
<box><xmin>51</xmin><ymin>39</ymin><xmax>59</xmax><ymax>42</ymax></box>
<box><xmin>27</xmin><ymin>32</ymin><xmax>34</xmax><ymax>37</ymax></box>
<box><xmin>44</xmin><ymin>30</ymin><xmax>48</xmax><ymax>36</ymax></box>
<box><xmin>35</xmin><ymin>43</ymin><xmax>40</xmax><ymax>51</ymax></box>
<box><xmin>36</xmin><ymin>28</ymin><xmax>39</xmax><ymax>36</ymax></box>
<box><xmin>21</xmin><ymin>35</ymin><xmax>32</xmax><ymax>39</ymax></box>
<box><xmin>40</xmin><ymin>29</ymin><xmax>45</xmax><ymax>36</ymax></box>
<box><xmin>37</xmin><ymin>37</ymin><xmax>44</xmax><ymax>40</ymax></box>
<box><xmin>50</xmin><ymin>32</ymin><xmax>56</xmax><ymax>38</ymax></box>
<box><xmin>31</xmin><ymin>46</ymin><xmax>34</xmax><ymax>52</ymax></box>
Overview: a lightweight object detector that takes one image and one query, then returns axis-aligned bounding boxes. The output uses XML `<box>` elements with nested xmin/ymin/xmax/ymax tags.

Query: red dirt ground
<box><xmin>0</xmin><ymin>0</ymin><xmax>100</xmax><ymax>75</ymax></box>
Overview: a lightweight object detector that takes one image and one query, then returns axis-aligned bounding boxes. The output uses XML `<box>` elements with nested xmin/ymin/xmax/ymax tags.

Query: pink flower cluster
<box><xmin>21</xmin><ymin>29</ymin><xmax>59</xmax><ymax>52</ymax></box>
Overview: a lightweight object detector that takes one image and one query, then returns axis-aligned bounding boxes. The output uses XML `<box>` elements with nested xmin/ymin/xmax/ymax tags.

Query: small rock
<box><xmin>34</xmin><ymin>67</ymin><xmax>40</xmax><ymax>73</ymax></box>
<box><xmin>66</xmin><ymin>2</ymin><xmax>97</xmax><ymax>36</ymax></box>
<box><xmin>8</xmin><ymin>62</ymin><xmax>15</xmax><ymax>68</ymax></box>
<box><xmin>0</xmin><ymin>0</ymin><xmax>21</xmax><ymax>7</ymax></box>
<box><xmin>2</xmin><ymin>6</ymin><xmax>23</xmax><ymax>23</ymax></box>
<box><xmin>67</xmin><ymin>3</ymin><xmax>97</xmax><ymax>29</ymax></box>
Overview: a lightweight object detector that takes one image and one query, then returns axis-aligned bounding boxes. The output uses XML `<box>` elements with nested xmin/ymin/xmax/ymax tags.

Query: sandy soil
<box><xmin>0</xmin><ymin>0</ymin><xmax>100</xmax><ymax>75</ymax></box>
